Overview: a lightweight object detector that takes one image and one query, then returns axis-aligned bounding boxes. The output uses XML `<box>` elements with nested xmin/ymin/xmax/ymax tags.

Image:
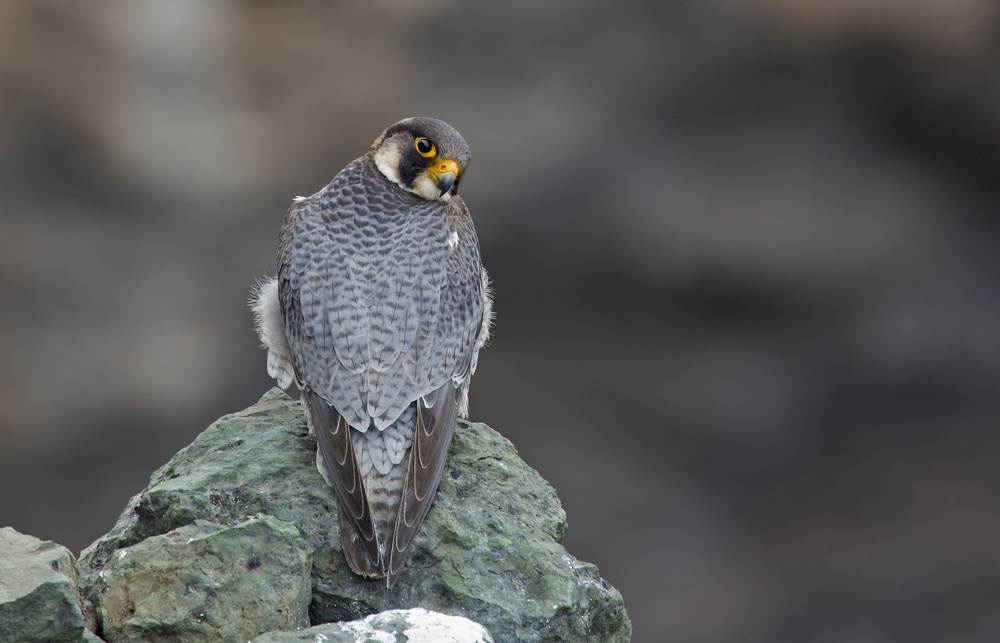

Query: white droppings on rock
<box><xmin>340</xmin><ymin>608</ymin><xmax>493</xmax><ymax>643</ymax></box>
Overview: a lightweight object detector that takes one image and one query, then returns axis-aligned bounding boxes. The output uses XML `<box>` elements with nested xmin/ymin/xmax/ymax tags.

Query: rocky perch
<box><xmin>2</xmin><ymin>388</ymin><xmax>630</xmax><ymax>642</ymax></box>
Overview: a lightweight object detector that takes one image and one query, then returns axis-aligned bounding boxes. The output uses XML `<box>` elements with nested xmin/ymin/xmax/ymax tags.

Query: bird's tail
<box><xmin>364</xmin><ymin>464</ymin><xmax>406</xmax><ymax>574</ymax></box>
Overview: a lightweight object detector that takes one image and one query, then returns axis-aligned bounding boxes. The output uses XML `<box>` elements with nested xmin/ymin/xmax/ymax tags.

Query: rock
<box><xmin>89</xmin><ymin>517</ymin><xmax>311</xmax><ymax>643</ymax></box>
<box><xmin>251</xmin><ymin>607</ymin><xmax>494</xmax><ymax>642</ymax></box>
<box><xmin>0</xmin><ymin>527</ymin><xmax>96</xmax><ymax>643</ymax></box>
<box><xmin>79</xmin><ymin>388</ymin><xmax>631</xmax><ymax>643</ymax></box>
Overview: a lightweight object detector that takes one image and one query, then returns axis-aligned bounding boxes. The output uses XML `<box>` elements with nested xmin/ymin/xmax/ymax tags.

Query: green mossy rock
<box><xmin>0</xmin><ymin>527</ymin><xmax>95</xmax><ymax>642</ymax></box>
<box><xmin>90</xmin><ymin>517</ymin><xmax>310</xmax><ymax>643</ymax></box>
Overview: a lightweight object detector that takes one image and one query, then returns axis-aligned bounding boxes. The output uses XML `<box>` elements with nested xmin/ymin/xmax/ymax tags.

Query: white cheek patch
<box><xmin>373</xmin><ymin>144</ymin><xmax>403</xmax><ymax>187</ymax></box>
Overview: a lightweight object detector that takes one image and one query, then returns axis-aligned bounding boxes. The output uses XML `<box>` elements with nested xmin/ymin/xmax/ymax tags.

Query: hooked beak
<box><xmin>427</xmin><ymin>159</ymin><xmax>460</xmax><ymax>197</ymax></box>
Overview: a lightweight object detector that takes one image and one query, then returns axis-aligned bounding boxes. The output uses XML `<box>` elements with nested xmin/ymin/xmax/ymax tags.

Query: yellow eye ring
<box><xmin>414</xmin><ymin>137</ymin><xmax>436</xmax><ymax>157</ymax></box>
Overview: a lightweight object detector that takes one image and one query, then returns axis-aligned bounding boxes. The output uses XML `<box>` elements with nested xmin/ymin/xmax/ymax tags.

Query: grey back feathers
<box><xmin>279</xmin><ymin>156</ymin><xmax>484</xmax><ymax>431</ymax></box>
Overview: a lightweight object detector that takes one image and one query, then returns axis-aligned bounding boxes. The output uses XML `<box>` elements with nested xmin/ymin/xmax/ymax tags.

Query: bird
<box><xmin>251</xmin><ymin>117</ymin><xmax>492</xmax><ymax>588</ymax></box>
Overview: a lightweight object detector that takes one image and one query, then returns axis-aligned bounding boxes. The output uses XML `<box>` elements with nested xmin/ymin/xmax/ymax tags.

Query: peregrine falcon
<box><xmin>251</xmin><ymin>118</ymin><xmax>492</xmax><ymax>588</ymax></box>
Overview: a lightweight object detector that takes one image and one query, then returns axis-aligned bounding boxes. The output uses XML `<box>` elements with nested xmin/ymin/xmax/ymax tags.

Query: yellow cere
<box><xmin>432</xmin><ymin>159</ymin><xmax>460</xmax><ymax>177</ymax></box>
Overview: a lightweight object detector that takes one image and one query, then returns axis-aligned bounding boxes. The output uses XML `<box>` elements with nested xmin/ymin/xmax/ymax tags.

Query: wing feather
<box><xmin>387</xmin><ymin>380</ymin><xmax>461</xmax><ymax>586</ymax></box>
<box><xmin>305</xmin><ymin>387</ymin><xmax>382</xmax><ymax>575</ymax></box>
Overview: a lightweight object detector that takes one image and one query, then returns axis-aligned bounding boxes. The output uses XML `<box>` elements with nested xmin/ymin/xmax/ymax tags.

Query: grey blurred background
<box><xmin>2</xmin><ymin>1</ymin><xmax>1000</xmax><ymax>641</ymax></box>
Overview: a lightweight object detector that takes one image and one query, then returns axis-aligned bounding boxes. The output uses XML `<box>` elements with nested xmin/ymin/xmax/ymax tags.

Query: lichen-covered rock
<box><xmin>0</xmin><ymin>527</ymin><xmax>96</xmax><ymax>643</ymax></box>
<box><xmin>87</xmin><ymin>516</ymin><xmax>310</xmax><ymax>643</ymax></box>
<box><xmin>79</xmin><ymin>388</ymin><xmax>631</xmax><ymax>642</ymax></box>
<box><xmin>251</xmin><ymin>607</ymin><xmax>494</xmax><ymax>642</ymax></box>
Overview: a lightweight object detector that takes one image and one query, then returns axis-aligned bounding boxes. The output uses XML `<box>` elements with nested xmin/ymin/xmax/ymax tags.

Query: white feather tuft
<box><xmin>250</xmin><ymin>276</ymin><xmax>296</xmax><ymax>389</ymax></box>
<box><xmin>469</xmin><ymin>267</ymin><xmax>494</xmax><ymax>376</ymax></box>
<box><xmin>458</xmin><ymin>268</ymin><xmax>494</xmax><ymax>418</ymax></box>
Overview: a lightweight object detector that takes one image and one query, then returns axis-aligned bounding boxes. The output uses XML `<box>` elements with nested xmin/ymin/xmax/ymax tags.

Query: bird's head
<box><xmin>370</xmin><ymin>117</ymin><xmax>471</xmax><ymax>201</ymax></box>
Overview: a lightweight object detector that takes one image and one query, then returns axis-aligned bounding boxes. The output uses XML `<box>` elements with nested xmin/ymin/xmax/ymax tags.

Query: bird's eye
<box><xmin>415</xmin><ymin>137</ymin><xmax>436</xmax><ymax>157</ymax></box>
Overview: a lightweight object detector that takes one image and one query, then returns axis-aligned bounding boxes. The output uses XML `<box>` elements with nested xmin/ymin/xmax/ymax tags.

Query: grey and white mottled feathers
<box><xmin>252</xmin><ymin>117</ymin><xmax>492</xmax><ymax>587</ymax></box>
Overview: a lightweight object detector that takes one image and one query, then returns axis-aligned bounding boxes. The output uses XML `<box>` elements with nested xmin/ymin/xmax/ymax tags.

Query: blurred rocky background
<box><xmin>1</xmin><ymin>1</ymin><xmax>999</xmax><ymax>641</ymax></box>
